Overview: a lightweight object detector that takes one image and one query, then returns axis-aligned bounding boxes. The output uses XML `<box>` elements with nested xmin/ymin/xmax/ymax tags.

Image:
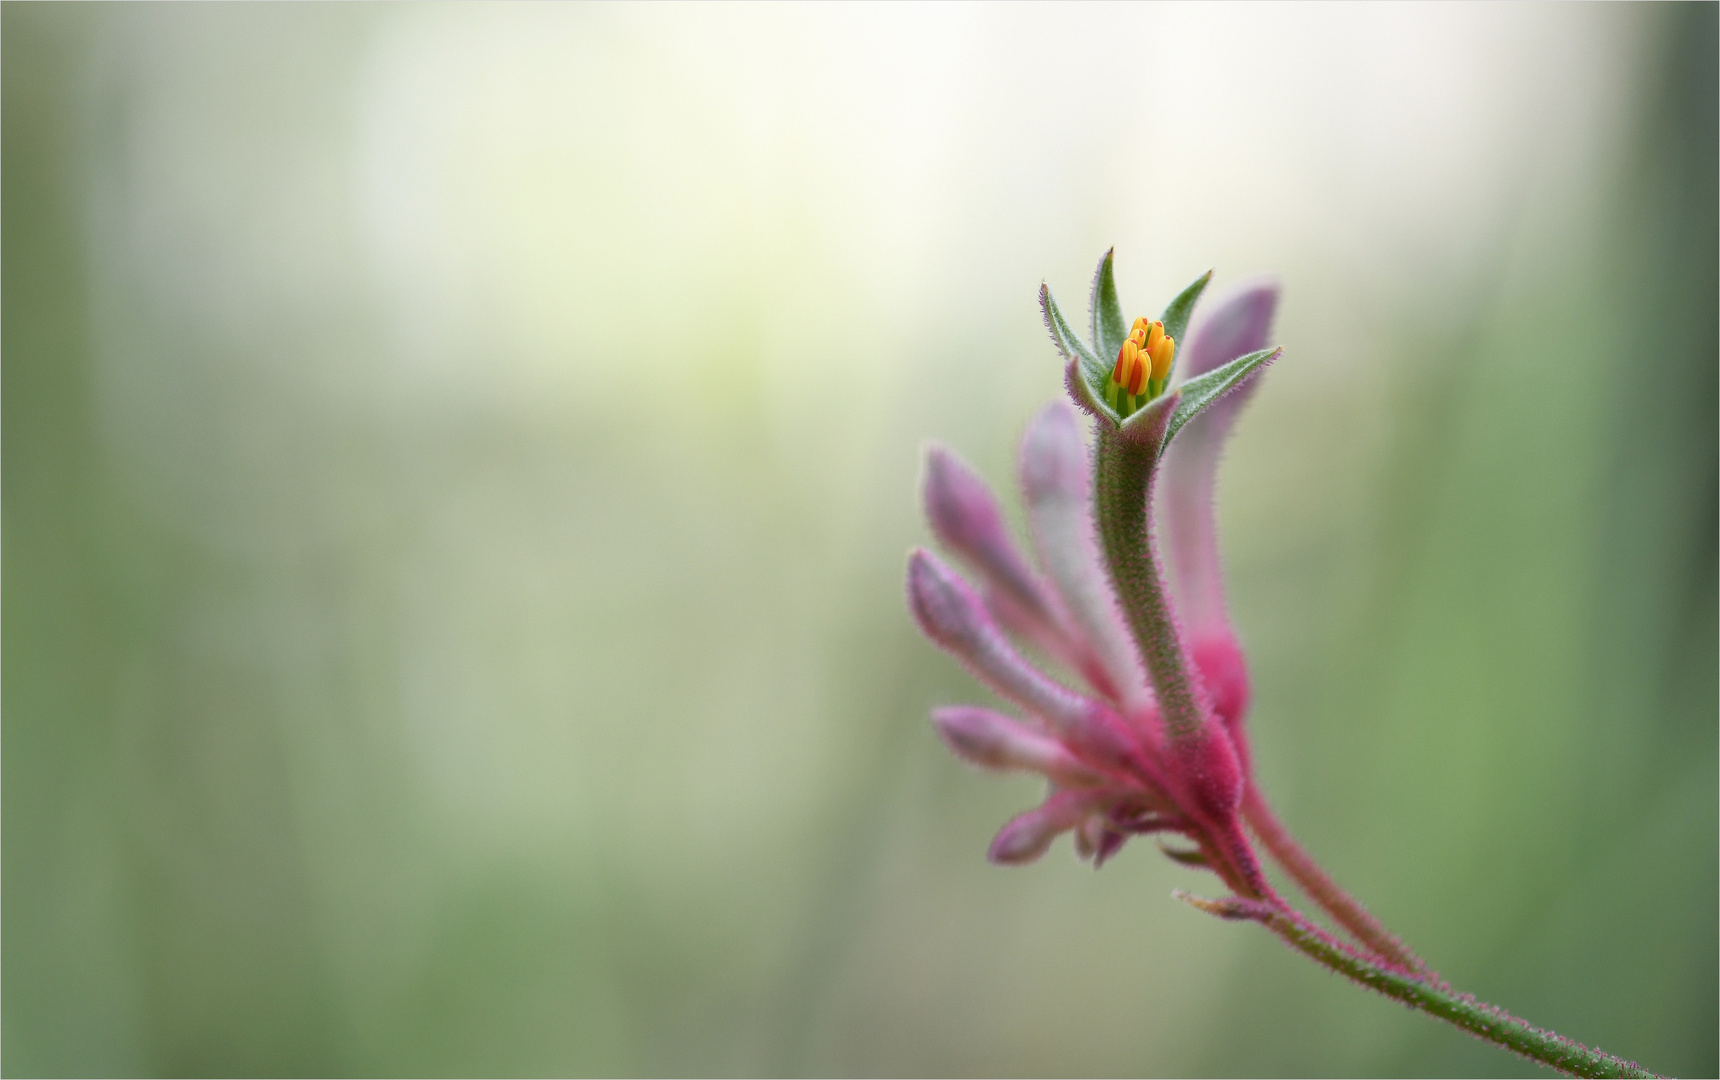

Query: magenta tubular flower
<box><xmin>904</xmin><ymin>250</ymin><xmax>1655</xmax><ymax>1080</ymax></box>
<box><xmin>909</xmin><ymin>251</ymin><xmax>1281</xmax><ymax>893</ymax></box>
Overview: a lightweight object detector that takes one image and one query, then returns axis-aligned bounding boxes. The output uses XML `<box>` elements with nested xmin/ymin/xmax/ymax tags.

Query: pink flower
<box><xmin>903</xmin><ymin>252</ymin><xmax>1656</xmax><ymax>1079</ymax></box>
<box><xmin>908</xmin><ymin>251</ymin><xmax>1279</xmax><ymax>894</ymax></box>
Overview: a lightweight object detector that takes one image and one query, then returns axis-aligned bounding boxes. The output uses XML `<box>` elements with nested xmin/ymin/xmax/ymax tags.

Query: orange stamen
<box><xmin>1150</xmin><ymin>334</ymin><xmax>1175</xmax><ymax>380</ymax></box>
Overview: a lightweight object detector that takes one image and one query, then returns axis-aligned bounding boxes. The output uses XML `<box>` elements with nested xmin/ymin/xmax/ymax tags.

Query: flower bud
<box><xmin>906</xmin><ymin>549</ymin><xmax>1094</xmax><ymax>732</ymax></box>
<box><xmin>923</xmin><ymin>447</ymin><xmax>1046</xmax><ymax>612</ymax></box>
<box><xmin>931</xmin><ymin>706</ymin><xmax>1105</xmax><ymax>786</ymax></box>
<box><xmin>988</xmin><ymin>790</ymin><xmax>1102</xmax><ymax>865</ymax></box>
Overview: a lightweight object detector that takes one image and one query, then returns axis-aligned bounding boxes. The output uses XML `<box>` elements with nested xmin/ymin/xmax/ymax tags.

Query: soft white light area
<box><xmin>354</xmin><ymin>2</ymin><xmax>1634</xmax><ymax>401</ymax></box>
<box><xmin>85</xmin><ymin>0</ymin><xmax>1639</xmax><ymax>864</ymax></box>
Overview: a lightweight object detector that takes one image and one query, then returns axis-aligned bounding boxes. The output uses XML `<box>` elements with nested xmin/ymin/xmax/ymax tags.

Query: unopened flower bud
<box><xmin>988</xmin><ymin>790</ymin><xmax>1103</xmax><ymax>865</ymax></box>
<box><xmin>906</xmin><ymin>549</ymin><xmax>1095</xmax><ymax>733</ymax></box>
<box><xmin>931</xmin><ymin>706</ymin><xmax>1106</xmax><ymax>786</ymax></box>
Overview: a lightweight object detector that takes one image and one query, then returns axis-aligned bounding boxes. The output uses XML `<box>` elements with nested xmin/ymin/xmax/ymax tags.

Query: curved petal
<box><xmin>1018</xmin><ymin>401</ymin><xmax>1151</xmax><ymax>712</ymax></box>
<box><xmin>923</xmin><ymin>444</ymin><xmax>1057</xmax><ymax>627</ymax></box>
<box><xmin>1159</xmin><ymin>280</ymin><xmax>1278</xmax><ymax>719</ymax></box>
<box><xmin>922</xmin><ymin>445</ymin><xmax>1091</xmax><ymax>673</ymax></box>
<box><xmin>906</xmin><ymin>550</ymin><xmax>1149</xmax><ymax>775</ymax></box>
<box><xmin>931</xmin><ymin>705</ymin><xmax>1105</xmax><ymax>786</ymax></box>
<box><xmin>988</xmin><ymin>788</ymin><xmax>1108</xmax><ymax>865</ymax></box>
<box><xmin>906</xmin><ymin>549</ymin><xmax>1097</xmax><ymax>733</ymax></box>
<box><xmin>1091</xmin><ymin>825</ymin><xmax>1128</xmax><ymax>868</ymax></box>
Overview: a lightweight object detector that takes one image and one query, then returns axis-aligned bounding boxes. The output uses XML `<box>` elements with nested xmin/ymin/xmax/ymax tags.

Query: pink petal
<box><xmin>1019</xmin><ymin>401</ymin><xmax>1151</xmax><ymax>712</ymax></box>
<box><xmin>931</xmin><ymin>705</ymin><xmax>1106</xmax><ymax>786</ymax></box>
<box><xmin>1191</xmin><ymin>634</ymin><xmax>1252</xmax><ymax>735</ymax></box>
<box><xmin>906</xmin><ymin>549</ymin><xmax>1096</xmax><ymax>732</ymax></box>
<box><xmin>988</xmin><ymin>789</ymin><xmax>1106</xmax><ymax>865</ymax></box>
<box><xmin>1160</xmin><ymin>280</ymin><xmax>1278</xmax><ymax>644</ymax></box>
<box><xmin>923</xmin><ymin>445</ymin><xmax>1062</xmax><ymax>637</ymax></box>
<box><xmin>907</xmin><ymin>550</ymin><xmax>1151</xmax><ymax>776</ymax></box>
<box><xmin>1091</xmin><ymin>826</ymin><xmax>1128</xmax><ymax>868</ymax></box>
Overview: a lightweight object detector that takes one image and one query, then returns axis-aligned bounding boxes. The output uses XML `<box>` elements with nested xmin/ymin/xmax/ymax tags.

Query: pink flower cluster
<box><xmin>907</xmin><ymin>279</ymin><xmax>1279</xmax><ymax>893</ymax></box>
<box><xmin>903</xmin><ymin>260</ymin><xmax>1658</xmax><ymax>1078</ymax></box>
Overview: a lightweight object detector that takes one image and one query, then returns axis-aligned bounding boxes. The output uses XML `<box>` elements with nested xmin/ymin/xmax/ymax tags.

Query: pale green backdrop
<box><xmin>5</xmin><ymin>3</ymin><xmax>1714</xmax><ymax>1076</ymax></box>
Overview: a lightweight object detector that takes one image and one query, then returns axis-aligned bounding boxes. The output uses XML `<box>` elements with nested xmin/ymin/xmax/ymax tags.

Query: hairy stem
<box><xmin>1179</xmin><ymin>894</ymin><xmax>1659</xmax><ymax>1079</ymax></box>
<box><xmin>1242</xmin><ymin>783</ymin><xmax>1430</xmax><ymax>975</ymax></box>
<box><xmin>1091</xmin><ymin>425</ymin><xmax>1206</xmax><ymax>740</ymax></box>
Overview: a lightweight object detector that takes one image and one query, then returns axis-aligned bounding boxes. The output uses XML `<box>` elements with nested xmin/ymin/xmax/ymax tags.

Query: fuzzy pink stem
<box><xmin>1242</xmin><ymin>783</ymin><xmax>1430</xmax><ymax>976</ymax></box>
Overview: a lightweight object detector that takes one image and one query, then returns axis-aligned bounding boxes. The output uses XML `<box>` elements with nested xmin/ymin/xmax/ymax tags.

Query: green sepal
<box><xmin>1161</xmin><ymin>347</ymin><xmax>1279</xmax><ymax>452</ymax></box>
<box><xmin>1040</xmin><ymin>282</ymin><xmax>1102</xmax><ymax>369</ymax></box>
<box><xmin>1089</xmin><ymin>248</ymin><xmax>1127</xmax><ymax>361</ymax></box>
<box><xmin>1062</xmin><ymin>358</ymin><xmax>1117</xmax><ymax>424</ymax></box>
<box><xmin>1040</xmin><ymin>283</ymin><xmax>1111</xmax><ymax>411</ymax></box>
<box><xmin>1159</xmin><ymin>270</ymin><xmax>1213</xmax><ymax>352</ymax></box>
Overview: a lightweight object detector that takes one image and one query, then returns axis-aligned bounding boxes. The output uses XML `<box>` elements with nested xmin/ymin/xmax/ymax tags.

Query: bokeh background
<box><xmin>6</xmin><ymin>3</ymin><xmax>1715</xmax><ymax>1077</ymax></box>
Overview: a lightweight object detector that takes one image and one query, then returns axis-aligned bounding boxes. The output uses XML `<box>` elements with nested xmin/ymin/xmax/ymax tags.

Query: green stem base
<box><xmin>1178</xmin><ymin>893</ymin><xmax>1660</xmax><ymax>1079</ymax></box>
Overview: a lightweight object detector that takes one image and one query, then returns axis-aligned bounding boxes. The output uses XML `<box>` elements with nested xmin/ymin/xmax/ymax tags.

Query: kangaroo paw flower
<box><xmin>912</xmin><ymin>250</ymin><xmax>1277</xmax><ymax>880</ymax></box>
<box><xmin>905</xmin><ymin>249</ymin><xmax>1659</xmax><ymax>1080</ymax></box>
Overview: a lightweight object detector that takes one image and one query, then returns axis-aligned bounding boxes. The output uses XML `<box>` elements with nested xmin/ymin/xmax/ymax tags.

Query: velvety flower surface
<box><xmin>908</xmin><ymin>255</ymin><xmax>1278</xmax><ymax>890</ymax></box>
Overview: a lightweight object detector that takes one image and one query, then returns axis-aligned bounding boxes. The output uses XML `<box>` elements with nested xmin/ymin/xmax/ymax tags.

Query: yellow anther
<box><xmin>1111</xmin><ymin>316</ymin><xmax>1176</xmax><ymax>413</ymax></box>
<box><xmin>1150</xmin><ymin>333</ymin><xmax>1175</xmax><ymax>380</ymax></box>
<box><xmin>1112</xmin><ymin>338</ymin><xmax>1147</xmax><ymax>396</ymax></box>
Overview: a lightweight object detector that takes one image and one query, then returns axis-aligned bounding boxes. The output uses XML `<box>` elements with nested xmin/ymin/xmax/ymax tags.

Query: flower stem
<box><xmin>1178</xmin><ymin>893</ymin><xmax>1660</xmax><ymax>1079</ymax></box>
<box><xmin>1242</xmin><ymin>783</ymin><xmax>1430</xmax><ymax>976</ymax></box>
<box><xmin>1091</xmin><ymin>425</ymin><xmax>1205</xmax><ymax>740</ymax></box>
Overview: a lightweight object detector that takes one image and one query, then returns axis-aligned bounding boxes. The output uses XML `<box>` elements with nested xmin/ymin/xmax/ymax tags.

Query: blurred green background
<box><xmin>5</xmin><ymin>4</ymin><xmax>1714</xmax><ymax>1077</ymax></box>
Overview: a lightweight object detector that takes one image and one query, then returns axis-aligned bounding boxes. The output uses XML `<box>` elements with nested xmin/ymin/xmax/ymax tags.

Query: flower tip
<box><xmin>931</xmin><ymin>705</ymin><xmax>997</xmax><ymax>762</ymax></box>
<box><xmin>987</xmin><ymin>792</ymin><xmax>1101</xmax><ymax>866</ymax></box>
<box><xmin>921</xmin><ymin>444</ymin><xmax>998</xmax><ymax>545</ymax></box>
<box><xmin>931</xmin><ymin>705</ymin><xmax>1106</xmax><ymax>785</ymax></box>
<box><xmin>932</xmin><ymin>705</ymin><xmax>1033</xmax><ymax>771</ymax></box>
<box><xmin>988</xmin><ymin>816</ymin><xmax>1057</xmax><ymax>865</ymax></box>
<box><xmin>906</xmin><ymin>548</ymin><xmax>1002</xmax><ymax>660</ymax></box>
<box><xmin>905</xmin><ymin>547</ymin><xmax>961</xmax><ymax>634</ymax></box>
<box><xmin>1019</xmin><ymin>400</ymin><xmax>1086</xmax><ymax>500</ymax></box>
<box><xmin>1091</xmin><ymin>828</ymin><xmax>1126</xmax><ymax>868</ymax></box>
